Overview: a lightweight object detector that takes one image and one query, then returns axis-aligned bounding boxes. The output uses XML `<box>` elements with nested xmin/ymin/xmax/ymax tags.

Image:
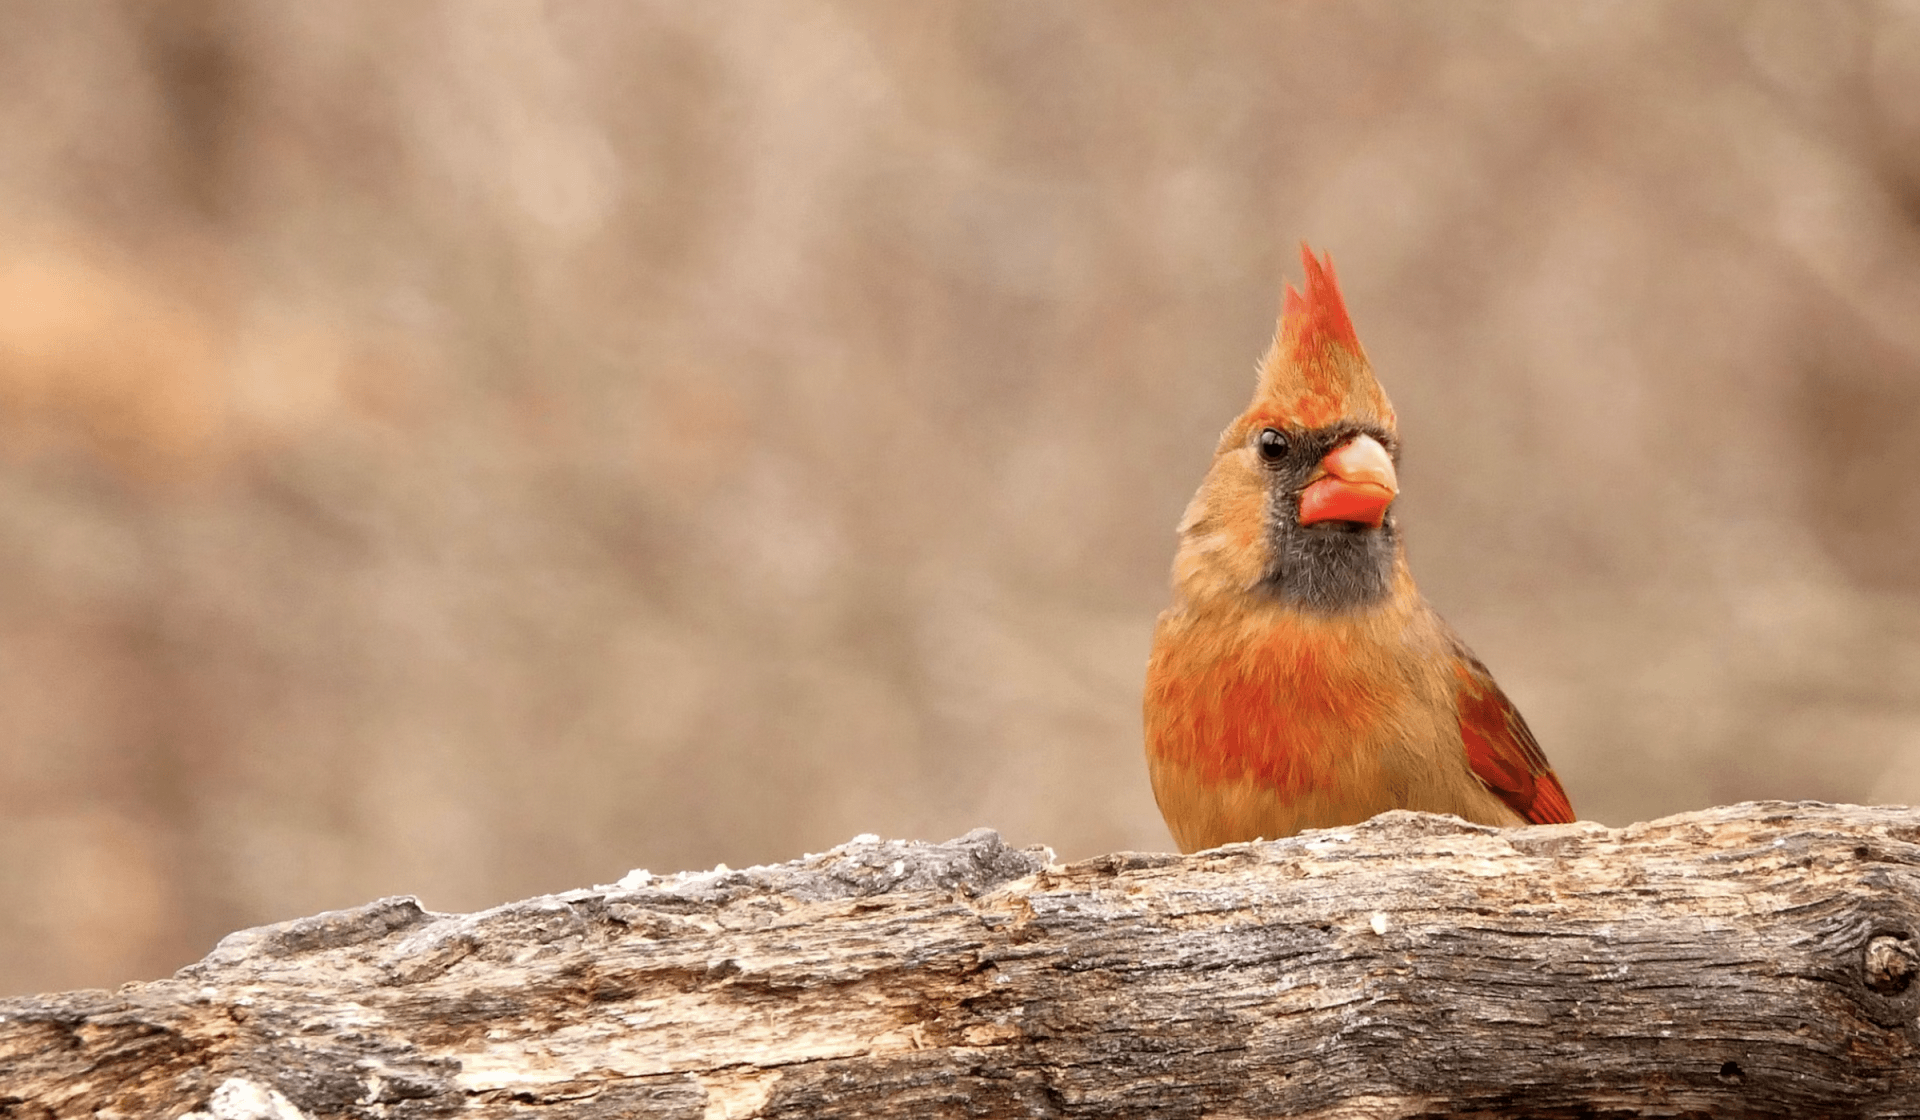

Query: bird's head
<box><xmin>1171</xmin><ymin>245</ymin><xmax>1407</xmax><ymax>614</ymax></box>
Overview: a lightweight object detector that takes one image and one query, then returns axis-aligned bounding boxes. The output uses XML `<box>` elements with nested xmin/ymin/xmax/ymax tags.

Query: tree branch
<box><xmin>4</xmin><ymin>801</ymin><xmax>1918</xmax><ymax>1118</ymax></box>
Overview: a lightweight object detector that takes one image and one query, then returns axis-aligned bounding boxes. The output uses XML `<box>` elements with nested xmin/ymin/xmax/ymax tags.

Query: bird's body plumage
<box><xmin>1144</xmin><ymin>247</ymin><xmax>1572</xmax><ymax>853</ymax></box>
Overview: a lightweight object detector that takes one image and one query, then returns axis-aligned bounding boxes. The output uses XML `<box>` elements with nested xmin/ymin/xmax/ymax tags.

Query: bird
<box><xmin>1143</xmin><ymin>245</ymin><xmax>1573</xmax><ymax>853</ymax></box>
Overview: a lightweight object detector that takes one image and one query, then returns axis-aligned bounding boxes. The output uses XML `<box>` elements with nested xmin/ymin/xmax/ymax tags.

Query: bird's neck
<box><xmin>1171</xmin><ymin>541</ymin><xmax>1415</xmax><ymax>622</ymax></box>
<box><xmin>1186</xmin><ymin>574</ymin><xmax>1421</xmax><ymax>651</ymax></box>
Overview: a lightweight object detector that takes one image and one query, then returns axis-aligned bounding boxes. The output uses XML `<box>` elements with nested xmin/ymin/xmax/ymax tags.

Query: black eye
<box><xmin>1256</xmin><ymin>427</ymin><xmax>1289</xmax><ymax>463</ymax></box>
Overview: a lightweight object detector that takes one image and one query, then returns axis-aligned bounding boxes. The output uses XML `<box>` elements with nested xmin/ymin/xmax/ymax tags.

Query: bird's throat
<box><xmin>1259</xmin><ymin>512</ymin><xmax>1399</xmax><ymax>612</ymax></box>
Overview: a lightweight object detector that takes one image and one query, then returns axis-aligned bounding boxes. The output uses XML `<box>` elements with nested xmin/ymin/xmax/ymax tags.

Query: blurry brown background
<box><xmin>2</xmin><ymin>1</ymin><xmax>1918</xmax><ymax>997</ymax></box>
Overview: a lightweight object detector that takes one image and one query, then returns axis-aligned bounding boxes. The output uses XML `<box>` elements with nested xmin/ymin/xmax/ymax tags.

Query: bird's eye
<box><xmin>1256</xmin><ymin>428</ymin><xmax>1289</xmax><ymax>463</ymax></box>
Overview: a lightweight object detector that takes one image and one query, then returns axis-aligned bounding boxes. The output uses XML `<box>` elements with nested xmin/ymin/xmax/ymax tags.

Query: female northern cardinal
<box><xmin>1143</xmin><ymin>246</ymin><xmax>1573</xmax><ymax>852</ymax></box>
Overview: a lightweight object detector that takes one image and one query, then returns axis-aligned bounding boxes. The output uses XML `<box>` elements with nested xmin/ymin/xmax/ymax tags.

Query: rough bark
<box><xmin>2</xmin><ymin>801</ymin><xmax>1918</xmax><ymax>1119</ymax></box>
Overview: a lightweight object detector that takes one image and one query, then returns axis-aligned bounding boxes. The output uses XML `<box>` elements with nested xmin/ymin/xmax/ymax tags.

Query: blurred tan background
<box><xmin>2</xmin><ymin>0</ymin><xmax>1918</xmax><ymax>997</ymax></box>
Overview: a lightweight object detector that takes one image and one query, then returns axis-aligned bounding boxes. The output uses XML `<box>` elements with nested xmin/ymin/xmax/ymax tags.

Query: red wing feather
<box><xmin>1450</xmin><ymin>648</ymin><xmax>1574</xmax><ymax>825</ymax></box>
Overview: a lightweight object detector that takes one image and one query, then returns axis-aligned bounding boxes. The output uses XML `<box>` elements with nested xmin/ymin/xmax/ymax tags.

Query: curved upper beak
<box><xmin>1297</xmin><ymin>434</ymin><xmax>1398</xmax><ymax>528</ymax></box>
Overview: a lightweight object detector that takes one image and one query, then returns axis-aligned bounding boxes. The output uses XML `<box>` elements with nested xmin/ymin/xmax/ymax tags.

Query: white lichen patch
<box><xmin>179</xmin><ymin>1077</ymin><xmax>310</xmax><ymax>1120</ymax></box>
<box><xmin>699</xmin><ymin>1067</ymin><xmax>783</xmax><ymax>1119</ymax></box>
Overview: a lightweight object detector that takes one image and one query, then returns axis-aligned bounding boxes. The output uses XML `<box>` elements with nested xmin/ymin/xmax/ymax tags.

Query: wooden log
<box><xmin>2</xmin><ymin>801</ymin><xmax>1917</xmax><ymax>1119</ymax></box>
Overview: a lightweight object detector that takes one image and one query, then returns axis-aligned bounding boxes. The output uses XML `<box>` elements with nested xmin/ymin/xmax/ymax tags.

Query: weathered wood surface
<box><xmin>2</xmin><ymin>801</ymin><xmax>1918</xmax><ymax>1119</ymax></box>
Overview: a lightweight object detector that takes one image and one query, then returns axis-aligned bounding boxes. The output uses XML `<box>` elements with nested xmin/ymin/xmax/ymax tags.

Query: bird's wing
<box><xmin>1449</xmin><ymin>645</ymin><xmax>1574</xmax><ymax>825</ymax></box>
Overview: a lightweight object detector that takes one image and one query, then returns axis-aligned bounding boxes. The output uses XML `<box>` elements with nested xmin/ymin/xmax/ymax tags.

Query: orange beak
<box><xmin>1297</xmin><ymin>434</ymin><xmax>1398</xmax><ymax>528</ymax></box>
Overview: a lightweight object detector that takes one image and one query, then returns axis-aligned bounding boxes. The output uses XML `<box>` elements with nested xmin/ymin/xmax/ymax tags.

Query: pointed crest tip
<box><xmin>1282</xmin><ymin>242</ymin><xmax>1359</xmax><ymax>355</ymax></box>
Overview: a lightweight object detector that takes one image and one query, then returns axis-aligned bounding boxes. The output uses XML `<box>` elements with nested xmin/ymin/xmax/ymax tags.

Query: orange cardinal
<box><xmin>1143</xmin><ymin>245</ymin><xmax>1573</xmax><ymax>852</ymax></box>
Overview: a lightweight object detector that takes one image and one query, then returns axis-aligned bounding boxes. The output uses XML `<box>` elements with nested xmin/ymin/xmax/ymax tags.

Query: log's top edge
<box><xmin>162</xmin><ymin>827</ymin><xmax>1055</xmax><ymax>982</ymax></box>
<box><xmin>23</xmin><ymin>800</ymin><xmax>1910</xmax><ymax>1001</ymax></box>
<box><xmin>595</xmin><ymin>826</ymin><xmax>1055</xmax><ymax>905</ymax></box>
<box><xmin>1064</xmin><ymin>800</ymin><xmax>1919</xmax><ymax>873</ymax></box>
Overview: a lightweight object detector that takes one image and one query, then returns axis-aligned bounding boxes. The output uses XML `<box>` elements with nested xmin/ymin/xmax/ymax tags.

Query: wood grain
<box><xmin>3</xmin><ymin>802</ymin><xmax>1918</xmax><ymax>1118</ymax></box>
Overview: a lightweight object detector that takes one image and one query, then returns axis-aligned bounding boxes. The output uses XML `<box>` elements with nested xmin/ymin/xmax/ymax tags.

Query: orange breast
<box><xmin>1144</xmin><ymin>618</ymin><xmax>1402</xmax><ymax>797</ymax></box>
